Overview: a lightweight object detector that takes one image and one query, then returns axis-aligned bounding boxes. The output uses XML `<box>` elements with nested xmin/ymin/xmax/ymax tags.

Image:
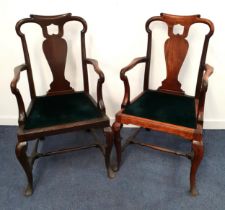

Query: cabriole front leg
<box><xmin>16</xmin><ymin>141</ymin><xmax>33</xmax><ymax>196</ymax></box>
<box><xmin>190</xmin><ymin>140</ymin><xmax>204</xmax><ymax>196</ymax></box>
<box><xmin>112</xmin><ymin>121</ymin><xmax>122</xmax><ymax>172</ymax></box>
<box><xmin>104</xmin><ymin>127</ymin><xmax>115</xmax><ymax>178</ymax></box>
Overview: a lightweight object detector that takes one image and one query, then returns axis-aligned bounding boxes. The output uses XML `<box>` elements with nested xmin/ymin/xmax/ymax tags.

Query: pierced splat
<box><xmin>158</xmin><ymin>23</ymin><xmax>189</xmax><ymax>95</ymax></box>
<box><xmin>47</xmin><ymin>24</ymin><xmax>59</xmax><ymax>35</ymax></box>
<box><xmin>43</xmin><ymin>35</ymin><xmax>73</xmax><ymax>95</ymax></box>
<box><xmin>29</xmin><ymin>14</ymin><xmax>75</xmax><ymax>95</ymax></box>
<box><xmin>173</xmin><ymin>24</ymin><xmax>184</xmax><ymax>35</ymax></box>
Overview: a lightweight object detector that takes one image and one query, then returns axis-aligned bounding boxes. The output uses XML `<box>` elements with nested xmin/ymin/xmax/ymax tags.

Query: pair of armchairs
<box><xmin>11</xmin><ymin>13</ymin><xmax>214</xmax><ymax>196</ymax></box>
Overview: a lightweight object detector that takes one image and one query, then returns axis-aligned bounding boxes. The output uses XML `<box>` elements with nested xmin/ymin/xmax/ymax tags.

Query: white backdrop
<box><xmin>0</xmin><ymin>0</ymin><xmax>224</xmax><ymax>128</ymax></box>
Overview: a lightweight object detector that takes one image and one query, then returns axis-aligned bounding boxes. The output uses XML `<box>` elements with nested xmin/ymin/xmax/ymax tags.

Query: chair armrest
<box><xmin>202</xmin><ymin>64</ymin><xmax>214</xmax><ymax>91</ymax></box>
<box><xmin>197</xmin><ymin>64</ymin><xmax>214</xmax><ymax>124</ymax></box>
<box><xmin>85</xmin><ymin>58</ymin><xmax>105</xmax><ymax>113</ymax></box>
<box><xmin>120</xmin><ymin>57</ymin><xmax>147</xmax><ymax>108</ymax></box>
<box><xmin>10</xmin><ymin>64</ymin><xmax>28</xmax><ymax>125</ymax></box>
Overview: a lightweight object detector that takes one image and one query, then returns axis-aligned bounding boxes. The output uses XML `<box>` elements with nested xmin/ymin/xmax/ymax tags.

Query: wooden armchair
<box><xmin>11</xmin><ymin>13</ymin><xmax>114</xmax><ymax>196</ymax></box>
<box><xmin>113</xmin><ymin>13</ymin><xmax>214</xmax><ymax>196</ymax></box>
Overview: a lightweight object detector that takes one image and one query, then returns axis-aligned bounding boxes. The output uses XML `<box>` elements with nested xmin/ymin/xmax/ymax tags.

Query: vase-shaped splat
<box><xmin>43</xmin><ymin>36</ymin><xmax>73</xmax><ymax>95</ymax></box>
<box><xmin>159</xmin><ymin>35</ymin><xmax>188</xmax><ymax>94</ymax></box>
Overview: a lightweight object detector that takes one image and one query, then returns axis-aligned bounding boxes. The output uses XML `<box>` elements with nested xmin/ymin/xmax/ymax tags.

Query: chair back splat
<box><xmin>144</xmin><ymin>13</ymin><xmax>214</xmax><ymax>96</ymax></box>
<box><xmin>16</xmin><ymin>13</ymin><xmax>89</xmax><ymax>97</ymax></box>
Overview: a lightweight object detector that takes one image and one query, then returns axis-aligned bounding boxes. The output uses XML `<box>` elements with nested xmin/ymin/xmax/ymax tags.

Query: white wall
<box><xmin>0</xmin><ymin>0</ymin><xmax>225</xmax><ymax>128</ymax></box>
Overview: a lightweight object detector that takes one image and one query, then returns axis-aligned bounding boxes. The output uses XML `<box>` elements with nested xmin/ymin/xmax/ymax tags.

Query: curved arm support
<box><xmin>120</xmin><ymin>57</ymin><xmax>147</xmax><ymax>108</ymax></box>
<box><xmin>85</xmin><ymin>58</ymin><xmax>105</xmax><ymax>113</ymax></box>
<box><xmin>10</xmin><ymin>64</ymin><xmax>28</xmax><ymax>125</ymax></box>
<box><xmin>197</xmin><ymin>64</ymin><xmax>213</xmax><ymax>124</ymax></box>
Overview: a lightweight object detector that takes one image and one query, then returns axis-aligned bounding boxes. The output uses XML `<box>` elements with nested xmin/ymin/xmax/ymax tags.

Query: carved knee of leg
<box><xmin>190</xmin><ymin>140</ymin><xmax>204</xmax><ymax>196</ymax></box>
<box><xmin>104</xmin><ymin>127</ymin><xmax>115</xmax><ymax>178</ymax></box>
<box><xmin>16</xmin><ymin>142</ymin><xmax>34</xmax><ymax>196</ymax></box>
<box><xmin>192</xmin><ymin>140</ymin><xmax>204</xmax><ymax>162</ymax></box>
<box><xmin>112</xmin><ymin>122</ymin><xmax>122</xmax><ymax>171</ymax></box>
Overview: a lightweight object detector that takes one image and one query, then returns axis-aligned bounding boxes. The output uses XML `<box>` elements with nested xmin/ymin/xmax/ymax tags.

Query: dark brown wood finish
<box><xmin>11</xmin><ymin>13</ymin><xmax>114</xmax><ymax>196</ymax></box>
<box><xmin>43</xmin><ymin>35</ymin><xmax>73</xmax><ymax>95</ymax></box>
<box><xmin>113</xmin><ymin>13</ymin><xmax>214</xmax><ymax>196</ymax></box>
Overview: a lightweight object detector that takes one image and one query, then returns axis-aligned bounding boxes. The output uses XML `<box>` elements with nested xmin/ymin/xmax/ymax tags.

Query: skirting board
<box><xmin>0</xmin><ymin>116</ymin><xmax>18</xmax><ymax>125</ymax></box>
<box><xmin>1</xmin><ymin>116</ymin><xmax>225</xmax><ymax>129</ymax></box>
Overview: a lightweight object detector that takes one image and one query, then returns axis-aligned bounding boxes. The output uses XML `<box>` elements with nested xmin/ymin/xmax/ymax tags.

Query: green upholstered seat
<box><xmin>123</xmin><ymin>90</ymin><xmax>196</xmax><ymax>128</ymax></box>
<box><xmin>24</xmin><ymin>92</ymin><xmax>103</xmax><ymax>130</ymax></box>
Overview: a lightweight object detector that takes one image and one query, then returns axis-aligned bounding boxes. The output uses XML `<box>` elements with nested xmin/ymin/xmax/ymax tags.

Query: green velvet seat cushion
<box><xmin>24</xmin><ymin>92</ymin><xmax>103</xmax><ymax>130</ymax></box>
<box><xmin>124</xmin><ymin>90</ymin><xmax>196</xmax><ymax>128</ymax></box>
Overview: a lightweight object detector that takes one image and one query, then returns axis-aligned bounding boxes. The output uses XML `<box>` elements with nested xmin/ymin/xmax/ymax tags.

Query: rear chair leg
<box><xmin>190</xmin><ymin>140</ymin><xmax>204</xmax><ymax>196</ymax></box>
<box><xmin>16</xmin><ymin>141</ymin><xmax>33</xmax><ymax>196</ymax></box>
<box><xmin>104</xmin><ymin>127</ymin><xmax>115</xmax><ymax>178</ymax></box>
<box><xmin>112</xmin><ymin>122</ymin><xmax>122</xmax><ymax>172</ymax></box>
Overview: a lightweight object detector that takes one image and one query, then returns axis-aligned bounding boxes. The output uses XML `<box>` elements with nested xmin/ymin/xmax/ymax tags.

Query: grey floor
<box><xmin>0</xmin><ymin>126</ymin><xmax>225</xmax><ymax>210</ymax></box>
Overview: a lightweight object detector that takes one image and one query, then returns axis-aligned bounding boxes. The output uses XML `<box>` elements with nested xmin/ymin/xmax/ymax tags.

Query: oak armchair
<box><xmin>113</xmin><ymin>13</ymin><xmax>214</xmax><ymax>196</ymax></box>
<box><xmin>11</xmin><ymin>13</ymin><xmax>114</xmax><ymax>196</ymax></box>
